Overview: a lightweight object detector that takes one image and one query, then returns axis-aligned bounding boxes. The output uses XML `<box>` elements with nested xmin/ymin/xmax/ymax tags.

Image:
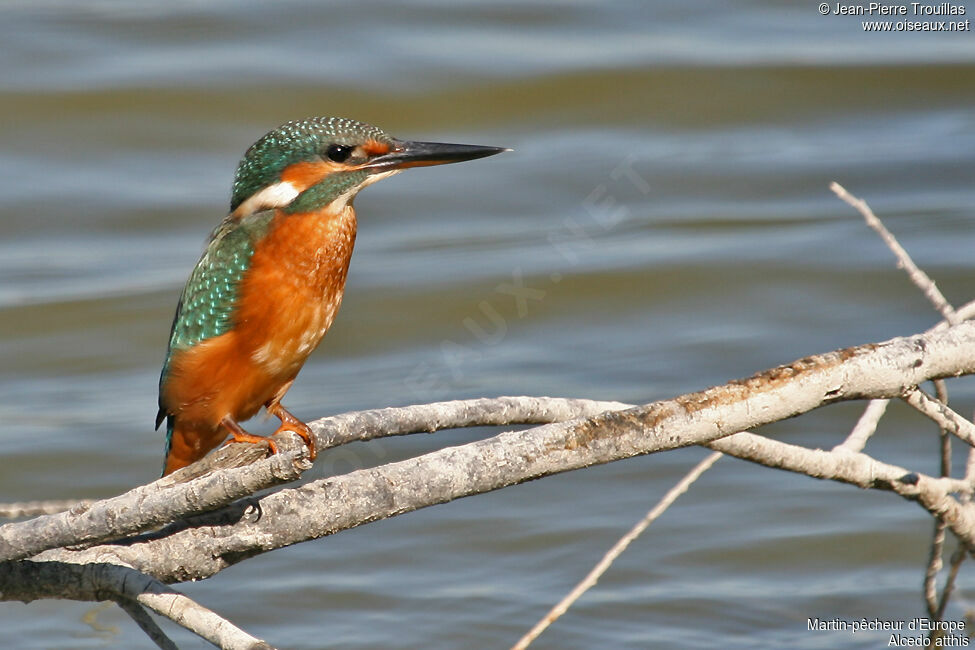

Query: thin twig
<box><xmin>926</xmin><ymin>520</ymin><xmax>947</xmax><ymax>617</ymax></box>
<box><xmin>836</xmin><ymin>183</ymin><xmax>964</xmax><ymax>622</ymax></box>
<box><xmin>938</xmin><ymin>546</ymin><xmax>967</xmax><ymax>620</ymax></box>
<box><xmin>902</xmin><ymin>388</ymin><xmax>975</xmax><ymax>447</ymax></box>
<box><xmin>511</xmin><ymin>451</ymin><xmax>723</xmax><ymax>650</ymax></box>
<box><xmin>925</xmin><ymin>381</ymin><xmax>951</xmax><ymax>620</ymax></box>
<box><xmin>966</xmin><ymin>409</ymin><xmax>975</xmax><ymax>489</ymax></box>
<box><xmin>135</xmin><ymin>588</ymin><xmax>274</xmax><ymax>650</ymax></box>
<box><xmin>935</xmin><ymin>380</ymin><xmax>952</xmax><ymax>476</ymax></box>
<box><xmin>831</xmin><ymin>182</ymin><xmax>959</xmax><ymax>325</ymax></box>
<box><xmin>115</xmin><ymin>598</ymin><xmax>179</xmax><ymax>650</ymax></box>
<box><xmin>834</xmin><ymin>399</ymin><xmax>889</xmax><ymax>453</ymax></box>
<box><xmin>110</xmin><ymin>565</ymin><xmax>275</xmax><ymax>650</ymax></box>
<box><xmin>954</xmin><ymin>300</ymin><xmax>975</xmax><ymax>324</ymax></box>
<box><xmin>966</xmin><ymin>451</ymin><xmax>975</xmax><ymax>490</ymax></box>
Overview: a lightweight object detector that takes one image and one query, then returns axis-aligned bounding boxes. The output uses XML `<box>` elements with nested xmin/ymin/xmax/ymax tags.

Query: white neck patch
<box><xmin>233</xmin><ymin>181</ymin><xmax>300</xmax><ymax>217</ymax></box>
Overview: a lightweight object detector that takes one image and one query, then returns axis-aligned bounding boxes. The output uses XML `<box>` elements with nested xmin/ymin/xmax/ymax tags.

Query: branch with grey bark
<box><xmin>3</xmin><ymin>319</ymin><xmax>975</xmax><ymax>646</ymax></box>
<box><xmin>5</xmin><ymin>321</ymin><xmax>975</xmax><ymax>568</ymax></box>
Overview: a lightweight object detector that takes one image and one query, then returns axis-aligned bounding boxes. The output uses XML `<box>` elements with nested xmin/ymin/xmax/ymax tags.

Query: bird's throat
<box><xmin>283</xmin><ymin>169</ymin><xmax>369</xmax><ymax>214</ymax></box>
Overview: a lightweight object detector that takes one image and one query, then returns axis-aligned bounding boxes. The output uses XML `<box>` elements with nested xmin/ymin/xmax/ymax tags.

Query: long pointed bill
<box><xmin>363</xmin><ymin>140</ymin><xmax>509</xmax><ymax>172</ymax></box>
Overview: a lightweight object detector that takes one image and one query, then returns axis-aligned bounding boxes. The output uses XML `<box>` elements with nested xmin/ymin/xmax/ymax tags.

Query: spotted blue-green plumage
<box><xmin>167</xmin><ymin>214</ymin><xmax>275</xmax><ymax>353</ymax></box>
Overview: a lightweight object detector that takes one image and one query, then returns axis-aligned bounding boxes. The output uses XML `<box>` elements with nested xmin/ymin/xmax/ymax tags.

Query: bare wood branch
<box><xmin>0</xmin><ymin>398</ymin><xmax>626</xmax><ymax>564</ymax></box>
<box><xmin>937</xmin><ymin>546</ymin><xmax>967</xmax><ymax>620</ymax></box>
<box><xmin>839</xmin><ymin>185</ymin><xmax>964</xmax><ymax>620</ymax></box>
<box><xmin>135</xmin><ymin>585</ymin><xmax>274</xmax><ymax>650</ymax></box>
<box><xmin>0</xmin><ymin>500</ymin><xmax>95</xmax><ymax>519</ymax></box>
<box><xmin>0</xmin><ymin>559</ymin><xmax>273</xmax><ymax>649</ymax></box>
<box><xmin>926</xmin><ymin>520</ymin><xmax>947</xmax><ymax>617</ymax></box>
<box><xmin>1</xmin><ymin>318</ymin><xmax>975</xmax><ymax>650</ymax></box>
<box><xmin>4</xmin><ymin>320</ymin><xmax>975</xmax><ymax>571</ymax></box>
<box><xmin>834</xmin><ymin>399</ymin><xmax>889</xmax><ymax>453</ymax></box>
<box><xmin>0</xmin><ymin>448</ymin><xmax>309</xmax><ymax>562</ymax></box>
<box><xmin>902</xmin><ymin>387</ymin><xmax>975</xmax><ymax>447</ymax></box>
<box><xmin>310</xmin><ymin>396</ymin><xmax>629</xmax><ymax>448</ymax></box>
<box><xmin>935</xmin><ymin>379</ymin><xmax>952</xmax><ymax>475</ymax></box>
<box><xmin>512</xmin><ymin>451</ymin><xmax>723</xmax><ymax>650</ymax></box>
<box><xmin>966</xmin><ymin>442</ymin><xmax>975</xmax><ymax>488</ymax></box>
<box><xmin>706</xmin><ymin>432</ymin><xmax>975</xmax><ymax>541</ymax></box>
<box><xmin>2</xmin><ymin>412</ymin><xmax>974</xmax><ymax>649</ymax></box>
<box><xmin>926</xmin><ymin>379</ymin><xmax>952</xmax><ymax>620</ymax></box>
<box><xmin>0</xmin><ymin>322</ymin><xmax>973</xmax><ymax>591</ymax></box>
<box><xmin>954</xmin><ymin>300</ymin><xmax>975</xmax><ymax>325</ymax></box>
<box><xmin>9</xmin><ymin>419</ymin><xmax>973</xmax><ymax>601</ymax></box>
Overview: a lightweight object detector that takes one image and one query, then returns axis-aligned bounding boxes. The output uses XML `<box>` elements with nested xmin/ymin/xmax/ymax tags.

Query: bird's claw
<box><xmin>273</xmin><ymin>421</ymin><xmax>317</xmax><ymax>460</ymax></box>
<box><xmin>223</xmin><ymin>429</ymin><xmax>278</xmax><ymax>457</ymax></box>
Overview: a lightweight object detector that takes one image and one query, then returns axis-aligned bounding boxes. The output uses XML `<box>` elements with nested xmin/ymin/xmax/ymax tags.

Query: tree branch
<box><xmin>0</xmin><ymin>448</ymin><xmax>309</xmax><ymax>563</ymax></box>
<box><xmin>0</xmin><ymin>559</ymin><xmax>272</xmax><ymax>649</ymax></box>
<box><xmin>902</xmin><ymin>387</ymin><xmax>975</xmax><ymax>447</ymax></box>
<box><xmin>0</xmin><ymin>500</ymin><xmax>95</xmax><ymax>519</ymax></box>
<box><xmin>4</xmin><ymin>320</ymin><xmax>975</xmax><ymax>570</ymax></box>
<box><xmin>833</xmin><ymin>399</ymin><xmax>888</xmax><ymax>453</ymax></box>
<box><xmin>0</xmin><ymin>319</ymin><xmax>969</xmax><ymax>593</ymax></box>
<box><xmin>1</xmin><ymin>314</ymin><xmax>975</xmax><ymax>650</ymax></box>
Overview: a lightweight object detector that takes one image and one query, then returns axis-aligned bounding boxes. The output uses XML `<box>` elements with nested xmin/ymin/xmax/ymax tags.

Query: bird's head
<box><xmin>230</xmin><ymin>116</ymin><xmax>506</xmax><ymax>218</ymax></box>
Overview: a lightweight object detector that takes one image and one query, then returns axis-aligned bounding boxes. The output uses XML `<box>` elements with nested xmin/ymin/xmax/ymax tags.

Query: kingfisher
<box><xmin>156</xmin><ymin>116</ymin><xmax>506</xmax><ymax>475</ymax></box>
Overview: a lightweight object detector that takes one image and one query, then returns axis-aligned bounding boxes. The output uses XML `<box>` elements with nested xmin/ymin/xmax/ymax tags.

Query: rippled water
<box><xmin>2</xmin><ymin>2</ymin><xmax>975</xmax><ymax>648</ymax></box>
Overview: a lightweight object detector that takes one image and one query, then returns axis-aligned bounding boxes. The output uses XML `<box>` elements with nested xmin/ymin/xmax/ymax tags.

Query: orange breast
<box><xmin>162</xmin><ymin>205</ymin><xmax>357</xmax><ymax>429</ymax></box>
<box><xmin>237</xmin><ymin>205</ymin><xmax>358</xmax><ymax>381</ymax></box>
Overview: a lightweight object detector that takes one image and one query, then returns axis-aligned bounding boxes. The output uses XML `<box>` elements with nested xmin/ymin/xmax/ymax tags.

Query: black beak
<box><xmin>364</xmin><ymin>139</ymin><xmax>509</xmax><ymax>172</ymax></box>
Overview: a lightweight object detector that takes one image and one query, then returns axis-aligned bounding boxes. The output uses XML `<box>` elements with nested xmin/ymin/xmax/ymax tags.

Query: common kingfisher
<box><xmin>157</xmin><ymin>116</ymin><xmax>505</xmax><ymax>475</ymax></box>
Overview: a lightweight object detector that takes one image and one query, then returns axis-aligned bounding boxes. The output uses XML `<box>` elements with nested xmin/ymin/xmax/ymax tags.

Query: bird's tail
<box><xmin>161</xmin><ymin>416</ymin><xmax>224</xmax><ymax>476</ymax></box>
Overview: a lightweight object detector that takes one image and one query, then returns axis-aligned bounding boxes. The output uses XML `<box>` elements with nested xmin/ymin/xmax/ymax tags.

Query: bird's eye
<box><xmin>326</xmin><ymin>144</ymin><xmax>354</xmax><ymax>163</ymax></box>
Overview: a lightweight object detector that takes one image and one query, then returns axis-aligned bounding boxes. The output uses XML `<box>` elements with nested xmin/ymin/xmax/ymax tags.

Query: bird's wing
<box><xmin>156</xmin><ymin>210</ymin><xmax>277</xmax><ymax>427</ymax></box>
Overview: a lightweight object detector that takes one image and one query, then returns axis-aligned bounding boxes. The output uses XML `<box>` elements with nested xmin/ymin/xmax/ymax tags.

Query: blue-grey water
<box><xmin>2</xmin><ymin>1</ymin><xmax>975</xmax><ymax>648</ymax></box>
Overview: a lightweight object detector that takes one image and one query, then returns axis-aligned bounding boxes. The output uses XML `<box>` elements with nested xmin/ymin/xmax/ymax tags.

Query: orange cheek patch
<box><xmin>280</xmin><ymin>160</ymin><xmax>345</xmax><ymax>191</ymax></box>
<box><xmin>362</xmin><ymin>139</ymin><xmax>391</xmax><ymax>156</ymax></box>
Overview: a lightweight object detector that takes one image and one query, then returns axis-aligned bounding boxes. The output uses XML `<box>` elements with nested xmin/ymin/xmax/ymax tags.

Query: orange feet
<box><xmin>267</xmin><ymin>402</ymin><xmax>317</xmax><ymax>460</ymax></box>
<box><xmin>220</xmin><ymin>415</ymin><xmax>279</xmax><ymax>456</ymax></box>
